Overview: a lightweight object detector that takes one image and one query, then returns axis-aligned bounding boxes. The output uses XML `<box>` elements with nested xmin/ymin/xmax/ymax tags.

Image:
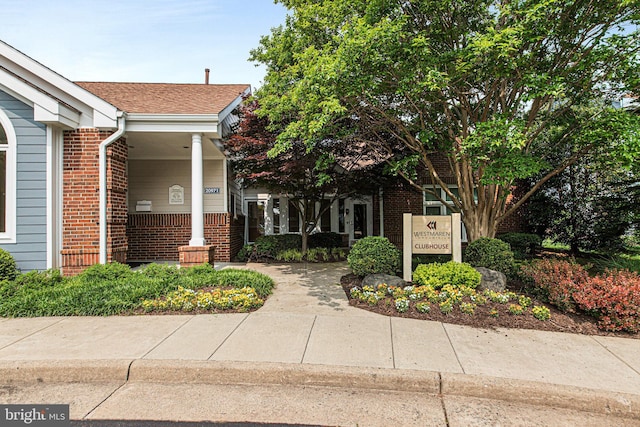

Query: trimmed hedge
<box><xmin>464</xmin><ymin>237</ymin><xmax>515</xmax><ymax>276</ymax></box>
<box><xmin>254</xmin><ymin>234</ymin><xmax>302</xmax><ymax>259</ymax></box>
<box><xmin>0</xmin><ymin>249</ymin><xmax>18</xmax><ymax>281</ymax></box>
<box><xmin>308</xmin><ymin>232</ymin><xmax>343</xmax><ymax>249</ymax></box>
<box><xmin>413</xmin><ymin>261</ymin><xmax>481</xmax><ymax>289</ymax></box>
<box><xmin>347</xmin><ymin>236</ymin><xmax>401</xmax><ymax>276</ymax></box>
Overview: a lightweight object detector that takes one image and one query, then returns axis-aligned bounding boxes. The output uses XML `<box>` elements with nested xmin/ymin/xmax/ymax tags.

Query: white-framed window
<box><xmin>423</xmin><ymin>185</ymin><xmax>471</xmax><ymax>242</ymax></box>
<box><xmin>0</xmin><ymin>109</ymin><xmax>16</xmax><ymax>243</ymax></box>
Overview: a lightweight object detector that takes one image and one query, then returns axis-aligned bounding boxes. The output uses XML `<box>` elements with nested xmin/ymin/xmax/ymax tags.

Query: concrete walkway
<box><xmin>1</xmin><ymin>262</ymin><xmax>640</xmax><ymax>426</ymax></box>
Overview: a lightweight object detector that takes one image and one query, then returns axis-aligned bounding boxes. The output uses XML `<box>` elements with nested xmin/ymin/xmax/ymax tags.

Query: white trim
<box><xmin>46</xmin><ymin>127</ymin><xmax>53</xmax><ymax>268</ymax></box>
<box><xmin>46</xmin><ymin>126</ymin><xmax>63</xmax><ymax>269</ymax></box>
<box><xmin>0</xmin><ymin>40</ymin><xmax>118</xmax><ymax>127</ymax></box>
<box><xmin>0</xmin><ymin>108</ymin><xmax>17</xmax><ymax>243</ymax></box>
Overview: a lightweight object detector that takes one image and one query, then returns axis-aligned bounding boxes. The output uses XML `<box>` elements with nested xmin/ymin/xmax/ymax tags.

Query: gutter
<box><xmin>99</xmin><ymin>113</ymin><xmax>126</xmax><ymax>264</ymax></box>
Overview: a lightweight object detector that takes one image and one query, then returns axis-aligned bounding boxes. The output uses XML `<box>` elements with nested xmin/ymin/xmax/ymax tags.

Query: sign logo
<box><xmin>1</xmin><ymin>405</ymin><xmax>69</xmax><ymax>426</ymax></box>
<box><xmin>426</xmin><ymin>221</ymin><xmax>437</xmax><ymax>230</ymax></box>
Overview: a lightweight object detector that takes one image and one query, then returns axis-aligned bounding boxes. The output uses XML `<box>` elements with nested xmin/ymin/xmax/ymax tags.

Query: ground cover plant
<box><xmin>342</xmin><ymin>250</ymin><xmax>640</xmax><ymax>338</ymax></box>
<box><xmin>0</xmin><ymin>262</ymin><xmax>274</xmax><ymax>317</ymax></box>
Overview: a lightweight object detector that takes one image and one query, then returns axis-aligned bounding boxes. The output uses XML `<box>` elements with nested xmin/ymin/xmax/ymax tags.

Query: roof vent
<box><xmin>205</xmin><ymin>68</ymin><xmax>210</xmax><ymax>85</ymax></box>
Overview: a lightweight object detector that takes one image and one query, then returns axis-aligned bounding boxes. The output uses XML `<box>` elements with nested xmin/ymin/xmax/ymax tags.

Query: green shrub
<box><xmin>0</xmin><ymin>249</ymin><xmax>18</xmax><ymax>281</ymax></box>
<box><xmin>308</xmin><ymin>232</ymin><xmax>343</xmax><ymax>249</ymax></box>
<box><xmin>236</xmin><ymin>244</ymin><xmax>254</xmax><ymax>262</ymax></box>
<box><xmin>138</xmin><ymin>263</ymin><xmax>181</xmax><ymax>281</ymax></box>
<box><xmin>76</xmin><ymin>262</ymin><xmax>131</xmax><ymax>284</ymax></box>
<box><xmin>347</xmin><ymin>236</ymin><xmax>401</xmax><ymax>276</ymax></box>
<box><xmin>331</xmin><ymin>247</ymin><xmax>349</xmax><ymax>260</ymax></box>
<box><xmin>411</xmin><ymin>254</ymin><xmax>452</xmax><ymax>271</ymax></box>
<box><xmin>464</xmin><ymin>237</ymin><xmax>515</xmax><ymax>276</ymax></box>
<box><xmin>210</xmin><ymin>268</ymin><xmax>275</xmax><ymax>297</ymax></box>
<box><xmin>306</xmin><ymin>247</ymin><xmax>331</xmax><ymax>262</ymax></box>
<box><xmin>497</xmin><ymin>233</ymin><xmax>542</xmax><ymax>259</ymax></box>
<box><xmin>14</xmin><ymin>269</ymin><xmax>64</xmax><ymax>290</ymax></box>
<box><xmin>276</xmin><ymin>249</ymin><xmax>304</xmax><ymax>262</ymax></box>
<box><xmin>413</xmin><ymin>261</ymin><xmax>481</xmax><ymax>289</ymax></box>
<box><xmin>254</xmin><ymin>234</ymin><xmax>302</xmax><ymax>259</ymax></box>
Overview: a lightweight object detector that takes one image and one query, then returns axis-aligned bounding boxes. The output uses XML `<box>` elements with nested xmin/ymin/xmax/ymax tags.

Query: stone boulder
<box><xmin>362</xmin><ymin>273</ymin><xmax>407</xmax><ymax>290</ymax></box>
<box><xmin>474</xmin><ymin>267</ymin><xmax>507</xmax><ymax>292</ymax></box>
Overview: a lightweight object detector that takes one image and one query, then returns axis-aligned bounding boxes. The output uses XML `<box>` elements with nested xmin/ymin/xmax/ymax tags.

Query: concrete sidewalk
<box><xmin>1</xmin><ymin>262</ymin><xmax>640</xmax><ymax>425</ymax></box>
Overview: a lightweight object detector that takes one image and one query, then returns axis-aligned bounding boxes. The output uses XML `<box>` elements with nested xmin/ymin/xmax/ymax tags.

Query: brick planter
<box><xmin>178</xmin><ymin>245</ymin><xmax>215</xmax><ymax>268</ymax></box>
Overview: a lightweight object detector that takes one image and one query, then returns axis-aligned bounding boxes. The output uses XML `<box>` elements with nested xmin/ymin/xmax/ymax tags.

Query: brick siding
<box><xmin>127</xmin><ymin>213</ymin><xmax>242</xmax><ymax>262</ymax></box>
<box><xmin>61</xmin><ymin>129</ymin><xmax>128</xmax><ymax>275</ymax></box>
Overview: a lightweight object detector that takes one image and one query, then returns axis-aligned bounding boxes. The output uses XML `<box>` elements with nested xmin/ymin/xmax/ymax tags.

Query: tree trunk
<box><xmin>462</xmin><ymin>211</ymin><xmax>497</xmax><ymax>242</ymax></box>
<box><xmin>301</xmin><ymin>230</ymin><xmax>309</xmax><ymax>255</ymax></box>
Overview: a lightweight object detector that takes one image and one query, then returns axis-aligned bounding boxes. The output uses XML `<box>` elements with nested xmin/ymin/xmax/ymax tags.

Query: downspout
<box><xmin>379</xmin><ymin>186</ymin><xmax>384</xmax><ymax>237</ymax></box>
<box><xmin>99</xmin><ymin>113</ymin><xmax>126</xmax><ymax>264</ymax></box>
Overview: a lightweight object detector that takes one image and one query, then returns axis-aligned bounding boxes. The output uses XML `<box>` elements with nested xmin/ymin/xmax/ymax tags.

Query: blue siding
<box><xmin>0</xmin><ymin>90</ymin><xmax>47</xmax><ymax>271</ymax></box>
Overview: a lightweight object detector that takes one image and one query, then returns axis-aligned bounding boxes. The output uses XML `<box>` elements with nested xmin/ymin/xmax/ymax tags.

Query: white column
<box><xmin>403</xmin><ymin>213</ymin><xmax>412</xmax><ymax>282</ymax></box>
<box><xmin>452</xmin><ymin>213</ymin><xmax>462</xmax><ymax>262</ymax></box>
<box><xmin>190</xmin><ymin>133</ymin><xmax>205</xmax><ymax>246</ymax></box>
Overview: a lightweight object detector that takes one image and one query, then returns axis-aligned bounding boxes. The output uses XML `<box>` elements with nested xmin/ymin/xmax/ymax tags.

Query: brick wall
<box><xmin>382</xmin><ymin>180</ymin><xmax>424</xmax><ymax>247</ymax></box>
<box><xmin>127</xmin><ymin>213</ymin><xmax>236</xmax><ymax>262</ymax></box>
<box><xmin>107</xmin><ymin>138</ymin><xmax>128</xmax><ymax>263</ymax></box>
<box><xmin>61</xmin><ymin>129</ymin><xmax>128</xmax><ymax>275</ymax></box>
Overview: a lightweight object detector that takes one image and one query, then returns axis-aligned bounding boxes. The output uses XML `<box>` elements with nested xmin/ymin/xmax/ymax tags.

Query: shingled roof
<box><xmin>75</xmin><ymin>82</ymin><xmax>250</xmax><ymax>115</ymax></box>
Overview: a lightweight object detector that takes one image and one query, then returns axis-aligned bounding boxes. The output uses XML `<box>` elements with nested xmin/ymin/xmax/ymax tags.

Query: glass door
<box><xmin>353</xmin><ymin>203</ymin><xmax>367</xmax><ymax>240</ymax></box>
<box><xmin>247</xmin><ymin>201</ymin><xmax>265</xmax><ymax>243</ymax></box>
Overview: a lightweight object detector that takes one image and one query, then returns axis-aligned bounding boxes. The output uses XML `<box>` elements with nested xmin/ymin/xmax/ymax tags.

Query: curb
<box><xmin>1</xmin><ymin>359</ymin><xmax>639</xmax><ymax>420</ymax></box>
<box><xmin>128</xmin><ymin>359</ymin><xmax>441</xmax><ymax>393</ymax></box>
<box><xmin>0</xmin><ymin>360</ymin><xmax>131</xmax><ymax>384</ymax></box>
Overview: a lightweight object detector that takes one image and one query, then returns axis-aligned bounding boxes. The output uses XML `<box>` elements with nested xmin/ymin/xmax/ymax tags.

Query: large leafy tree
<box><xmin>226</xmin><ymin>97</ymin><xmax>384</xmax><ymax>252</ymax></box>
<box><xmin>251</xmin><ymin>0</ymin><xmax>640</xmax><ymax>241</ymax></box>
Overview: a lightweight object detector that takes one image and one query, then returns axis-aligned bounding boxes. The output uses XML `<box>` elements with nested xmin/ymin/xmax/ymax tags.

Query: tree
<box><xmin>527</xmin><ymin>155</ymin><xmax>637</xmax><ymax>253</ymax></box>
<box><xmin>226</xmin><ymin>97</ymin><xmax>384</xmax><ymax>252</ymax></box>
<box><xmin>251</xmin><ymin>0</ymin><xmax>640</xmax><ymax>241</ymax></box>
<box><xmin>529</xmin><ymin>101</ymin><xmax>640</xmax><ymax>252</ymax></box>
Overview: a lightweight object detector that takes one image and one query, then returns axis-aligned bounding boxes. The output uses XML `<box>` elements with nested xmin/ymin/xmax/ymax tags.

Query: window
<box><xmin>320</xmin><ymin>199</ymin><xmax>331</xmax><ymax>232</ymax></box>
<box><xmin>423</xmin><ymin>186</ymin><xmax>472</xmax><ymax>242</ymax></box>
<box><xmin>0</xmin><ymin>109</ymin><xmax>15</xmax><ymax>242</ymax></box>
<box><xmin>288</xmin><ymin>200</ymin><xmax>300</xmax><ymax>232</ymax></box>
<box><xmin>338</xmin><ymin>198</ymin><xmax>345</xmax><ymax>233</ymax></box>
<box><xmin>273</xmin><ymin>198</ymin><xmax>280</xmax><ymax>233</ymax></box>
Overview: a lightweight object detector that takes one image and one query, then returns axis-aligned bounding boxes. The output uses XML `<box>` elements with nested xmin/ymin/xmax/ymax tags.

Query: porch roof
<box><xmin>75</xmin><ymin>82</ymin><xmax>250</xmax><ymax>115</ymax></box>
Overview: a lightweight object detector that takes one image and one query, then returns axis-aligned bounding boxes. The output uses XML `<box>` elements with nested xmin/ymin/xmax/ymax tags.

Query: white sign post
<box><xmin>403</xmin><ymin>213</ymin><xmax>462</xmax><ymax>282</ymax></box>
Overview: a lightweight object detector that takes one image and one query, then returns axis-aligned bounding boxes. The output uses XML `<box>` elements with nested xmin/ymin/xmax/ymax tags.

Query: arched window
<box><xmin>0</xmin><ymin>109</ymin><xmax>16</xmax><ymax>242</ymax></box>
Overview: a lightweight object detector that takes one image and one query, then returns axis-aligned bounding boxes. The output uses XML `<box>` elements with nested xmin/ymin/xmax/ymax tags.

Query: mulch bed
<box><xmin>340</xmin><ymin>274</ymin><xmax>640</xmax><ymax>339</ymax></box>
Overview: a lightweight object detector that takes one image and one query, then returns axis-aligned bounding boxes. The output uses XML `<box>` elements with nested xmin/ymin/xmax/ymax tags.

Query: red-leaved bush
<box><xmin>520</xmin><ymin>259</ymin><xmax>589</xmax><ymax>313</ymax></box>
<box><xmin>521</xmin><ymin>259</ymin><xmax>640</xmax><ymax>333</ymax></box>
<box><xmin>572</xmin><ymin>270</ymin><xmax>640</xmax><ymax>333</ymax></box>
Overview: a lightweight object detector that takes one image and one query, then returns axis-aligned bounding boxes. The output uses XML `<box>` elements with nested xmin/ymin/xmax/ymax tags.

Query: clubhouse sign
<box><xmin>402</xmin><ymin>213</ymin><xmax>462</xmax><ymax>281</ymax></box>
<box><xmin>412</xmin><ymin>216</ymin><xmax>452</xmax><ymax>254</ymax></box>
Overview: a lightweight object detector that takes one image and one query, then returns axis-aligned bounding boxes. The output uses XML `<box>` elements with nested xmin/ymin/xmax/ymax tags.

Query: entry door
<box><xmin>247</xmin><ymin>201</ymin><xmax>265</xmax><ymax>243</ymax></box>
<box><xmin>353</xmin><ymin>203</ymin><xmax>368</xmax><ymax>240</ymax></box>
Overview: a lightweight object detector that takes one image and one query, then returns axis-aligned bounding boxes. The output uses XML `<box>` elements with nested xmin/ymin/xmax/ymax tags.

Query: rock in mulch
<box><xmin>361</xmin><ymin>273</ymin><xmax>407</xmax><ymax>290</ymax></box>
<box><xmin>475</xmin><ymin>267</ymin><xmax>507</xmax><ymax>292</ymax></box>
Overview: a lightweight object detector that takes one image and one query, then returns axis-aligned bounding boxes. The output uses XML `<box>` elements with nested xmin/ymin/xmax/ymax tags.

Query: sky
<box><xmin>0</xmin><ymin>0</ymin><xmax>289</xmax><ymax>89</ymax></box>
